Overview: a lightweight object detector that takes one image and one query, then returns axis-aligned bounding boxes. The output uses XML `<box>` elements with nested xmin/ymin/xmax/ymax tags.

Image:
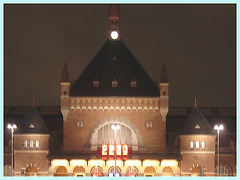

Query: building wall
<box><xmin>62</xmin><ymin>97</ymin><xmax>166</xmax><ymax>152</ymax></box>
<box><xmin>180</xmin><ymin>135</ymin><xmax>216</xmax><ymax>176</ymax></box>
<box><xmin>14</xmin><ymin>134</ymin><xmax>49</xmax><ymax>176</ymax></box>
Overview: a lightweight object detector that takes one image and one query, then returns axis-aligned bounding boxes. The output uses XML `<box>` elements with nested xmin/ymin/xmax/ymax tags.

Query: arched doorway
<box><xmin>215</xmin><ymin>165</ymin><xmax>229</xmax><ymax>176</ymax></box>
<box><xmin>162</xmin><ymin>166</ymin><xmax>174</xmax><ymax>176</ymax></box>
<box><xmin>126</xmin><ymin>166</ymin><xmax>139</xmax><ymax>177</ymax></box>
<box><xmin>89</xmin><ymin>118</ymin><xmax>143</xmax><ymax>151</ymax></box>
<box><xmin>108</xmin><ymin>166</ymin><xmax>121</xmax><ymax>177</ymax></box>
<box><xmin>54</xmin><ymin>166</ymin><xmax>68</xmax><ymax>176</ymax></box>
<box><xmin>191</xmin><ymin>164</ymin><xmax>201</xmax><ymax>176</ymax></box>
<box><xmin>90</xmin><ymin>166</ymin><xmax>104</xmax><ymax>176</ymax></box>
<box><xmin>144</xmin><ymin>166</ymin><xmax>156</xmax><ymax>177</ymax></box>
<box><xmin>72</xmin><ymin>166</ymin><xmax>85</xmax><ymax>176</ymax></box>
<box><xmin>25</xmin><ymin>164</ymin><xmax>38</xmax><ymax>176</ymax></box>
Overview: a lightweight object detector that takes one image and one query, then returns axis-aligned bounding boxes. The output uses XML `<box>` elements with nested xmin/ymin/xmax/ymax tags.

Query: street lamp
<box><xmin>7</xmin><ymin>124</ymin><xmax>17</xmax><ymax>176</ymax></box>
<box><xmin>111</xmin><ymin>124</ymin><xmax>120</xmax><ymax>176</ymax></box>
<box><xmin>214</xmin><ymin>124</ymin><xmax>223</xmax><ymax>176</ymax></box>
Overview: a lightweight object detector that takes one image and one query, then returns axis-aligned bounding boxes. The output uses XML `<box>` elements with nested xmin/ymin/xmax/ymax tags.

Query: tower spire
<box><xmin>60</xmin><ymin>61</ymin><xmax>70</xmax><ymax>83</ymax></box>
<box><xmin>194</xmin><ymin>98</ymin><xmax>198</xmax><ymax>108</ymax></box>
<box><xmin>107</xmin><ymin>5</ymin><xmax>121</xmax><ymax>41</ymax></box>
<box><xmin>32</xmin><ymin>97</ymin><xmax>35</xmax><ymax>107</ymax></box>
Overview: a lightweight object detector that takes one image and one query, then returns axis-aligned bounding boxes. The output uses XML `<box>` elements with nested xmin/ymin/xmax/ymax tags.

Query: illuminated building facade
<box><xmin>4</xmin><ymin>5</ymin><xmax>236</xmax><ymax>177</ymax></box>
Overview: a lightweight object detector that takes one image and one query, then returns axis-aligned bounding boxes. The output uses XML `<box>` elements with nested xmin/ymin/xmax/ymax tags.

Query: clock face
<box><xmin>111</xmin><ymin>31</ymin><xmax>118</xmax><ymax>40</ymax></box>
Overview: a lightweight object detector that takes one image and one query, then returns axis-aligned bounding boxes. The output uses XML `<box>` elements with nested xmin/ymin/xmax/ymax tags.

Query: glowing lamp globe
<box><xmin>111</xmin><ymin>31</ymin><xmax>118</xmax><ymax>40</ymax></box>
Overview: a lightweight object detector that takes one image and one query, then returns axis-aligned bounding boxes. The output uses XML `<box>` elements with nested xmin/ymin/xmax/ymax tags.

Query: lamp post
<box><xmin>214</xmin><ymin>124</ymin><xmax>223</xmax><ymax>176</ymax></box>
<box><xmin>7</xmin><ymin>124</ymin><xmax>17</xmax><ymax>176</ymax></box>
<box><xmin>111</xmin><ymin>124</ymin><xmax>120</xmax><ymax>176</ymax></box>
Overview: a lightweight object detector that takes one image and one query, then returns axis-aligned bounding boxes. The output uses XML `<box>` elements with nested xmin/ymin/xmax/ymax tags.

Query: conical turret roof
<box><xmin>60</xmin><ymin>62</ymin><xmax>70</xmax><ymax>83</ymax></box>
<box><xmin>180</xmin><ymin>104</ymin><xmax>216</xmax><ymax>135</ymax></box>
<box><xmin>159</xmin><ymin>64</ymin><xmax>169</xmax><ymax>83</ymax></box>
<box><xmin>15</xmin><ymin>106</ymin><xmax>49</xmax><ymax>134</ymax></box>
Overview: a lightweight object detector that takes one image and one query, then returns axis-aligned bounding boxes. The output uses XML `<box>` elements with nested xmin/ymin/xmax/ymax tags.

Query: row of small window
<box><xmin>93</xmin><ymin>81</ymin><xmax>137</xmax><ymax>87</ymax></box>
<box><xmin>189</xmin><ymin>141</ymin><xmax>206</xmax><ymax>149</ymax></box>
<box><xmin>23</xmin><ymin>140</ymin><xmax>40</xmax><ymax>148</ymax></box>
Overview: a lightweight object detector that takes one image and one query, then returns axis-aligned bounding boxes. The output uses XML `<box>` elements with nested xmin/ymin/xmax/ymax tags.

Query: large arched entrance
<box><xmin>89</xmin><ymin>118</ymin><xmax>143</xmax><ymax>151</ymax></box>
<box><xmin>25</xmin><ymin>164</ymin><xmax>38</xmax><ymax>176</ymax></box>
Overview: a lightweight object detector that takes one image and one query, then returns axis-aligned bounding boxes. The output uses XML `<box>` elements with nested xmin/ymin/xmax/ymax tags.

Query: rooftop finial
<box><xmin>32</xmin><ymin>97</ymin><xmax>36</xmax><ymax>107</ymax></box>
<box><xmin>194</xmin><ymin>98</ymin><xmax>198</xmax><ymax>108</ymax></box>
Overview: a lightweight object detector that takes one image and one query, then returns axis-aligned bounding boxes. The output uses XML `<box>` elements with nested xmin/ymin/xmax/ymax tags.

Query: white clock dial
<box><xmin>111</xmin><ymin>31</ymin><xmax>118</xmax><ymax>40</ymax></box>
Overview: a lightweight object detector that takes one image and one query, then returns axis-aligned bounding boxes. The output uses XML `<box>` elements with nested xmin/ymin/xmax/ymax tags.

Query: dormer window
<box><xmin>93</xmin><ymin>76</ymin><xmax>99</xmax><ymax>87</ymax></box>
<box><xmin>29</xmin><ymin>124</ymin><xmax>35</xmax><ymax>129</ymax></box>
<box><xmin>112</xmin><ymin>76</ymin><xmax>118</xmax><ymax>87</ymax></box>
<box><xmin>195</xmin><ymin>124</ymin><xmax>200</xmax><ymax>129</ymax></box>
<box><xmin>112</xmin><ymin>56</ymin><xmax>117</xmax><ymax>61</ymax></box>
<box><xmin>131</xmin><ymin>77</ymin><xmax>137</xmax><ymax>87</ymax></box>
<box><xmin>111</xmin><ymin>20</ymin><xmax>119</xmax><ymax>26</ymax></box>
<box><xmin>112</xmin><ymin>81</ymin><xmax>118</xmax><ymax>87</ymax></box>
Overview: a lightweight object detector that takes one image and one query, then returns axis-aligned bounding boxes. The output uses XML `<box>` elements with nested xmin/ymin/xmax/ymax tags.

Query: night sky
<box><xmin>4</xmin><ymin>4</ymin><xmax>236</xmax><ymax>107</ymax></box>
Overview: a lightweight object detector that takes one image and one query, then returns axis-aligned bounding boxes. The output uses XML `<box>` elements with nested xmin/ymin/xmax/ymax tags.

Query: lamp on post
<box><xmin>214</xmin><ymin>124</ymin><xmax>223</xmax><ymax>176</ymax></box>
<box><xmin>111</xmin><ymin>124</ymin><xmax>120</xmax><ymax>176</ymax></box>
<box><xmin>7</xmin><ymin>124</ymin><xmax>17</xmax><ymax>176</ymax></box>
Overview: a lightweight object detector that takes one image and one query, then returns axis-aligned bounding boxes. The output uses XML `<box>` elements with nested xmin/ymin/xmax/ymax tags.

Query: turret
<box><xmin>107</xmin><ymin>5</ymin><xmax>121</xmax><ymax>41</ymax></box>
<box><xmin>60</xmin><ymin>62</ymin><xmax>70</xmax><ymax>120</ymax></box>
<box><xmin>159</xmin><ymin>64</ymin><xmax>169</xmax><ymax>121</ymax></box>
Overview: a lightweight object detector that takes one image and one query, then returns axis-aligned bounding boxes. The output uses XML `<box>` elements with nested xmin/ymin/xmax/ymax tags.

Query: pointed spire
<box><xmin>108</xmin><ymin>5</ymin><xmax>121</xmax><ymax>40</ymax></box>
<box><xmin>32</xmin><ymin>97</ymin><xmax>36</xmax><ymax>107</ymax></box>
<box><xmin>60</xmin><ymin>62</ymin><xmax>70</xmax><ymax>83</ymax></box>
<box><xmin>159</xmin><ymin>64</ymin><xmax>169</xmax><ymax>83</ymax></box>
<box><xmin>194</xmin><ymin>98</ymin><xmax>198</xmax><ymax>108</ymax></box>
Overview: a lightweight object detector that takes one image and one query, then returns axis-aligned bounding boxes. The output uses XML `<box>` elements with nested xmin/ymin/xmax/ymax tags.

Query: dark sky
<box><xmin>4</xmin><ymin>4</ymin><xmax>236</xmax><ymax>107</ymax></box>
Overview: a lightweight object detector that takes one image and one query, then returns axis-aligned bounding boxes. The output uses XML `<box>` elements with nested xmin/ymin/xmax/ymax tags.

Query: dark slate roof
<box><xmin>70</xmin><ymin>40</ymin><xmax>160</xmax><ymax>97</ymax></box>
<box><xmin>159</xmin><ymin>64</ymin><xmax>169</xmax><ymax>83</ymax></box>
<box><xmin>15</xmin><ymin>107</ymin><xmax>49</xmax><ymax>134</ymax></box>
<box><xmin>60</xmin><ymin>62</ymin><xmax>70</xmax><ymax>83</ymax></box>
<box><xmin>180</xmin><ymin>106</ymin><xmax>217</xmax><ymax>135</ymax></box>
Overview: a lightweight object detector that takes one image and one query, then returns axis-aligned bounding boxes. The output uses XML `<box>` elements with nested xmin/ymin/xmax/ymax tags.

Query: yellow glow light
<box><xmin>143</xmin><ymin>160</ymin><xmax>160</xmax><ymax>167</ymax></box>
<box><xmin>52</xmin><ymin>159</ymin><xmax>69</xmax><ymax>167</ymax></box>
<box><xmin>88</xmin><ymin>160</ymin><xmax>105</xmax><ymax>167</ymax></box>
<box><xmin>125</xmin><ymin>160</ymin><xmax>142</xmax><ymax>167</ymax></box>
<box><xmin>70</xmin><ymin>159</ymin><xmax>87</xmax><ymax>167</ymax></box>
<box><xmin>161</xmin><ymin>159</ymin><xmax>178</xmax><ymax>167</ymax></box>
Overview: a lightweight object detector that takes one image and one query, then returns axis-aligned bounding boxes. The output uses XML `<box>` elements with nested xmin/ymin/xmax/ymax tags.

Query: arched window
<box><xmin>162</xmin><ymin>166</ymin><xmax>174</xmax><ymax>176</ymax></box>
<box><xmin>35</xmin><ymin>141</ymin><xmax>39</xmax><ymax>148</ymax></box>
<box><xmin>54</xmin><ymin>166</ymin><xmax>68</xmax><ymax>176</ymax></box>
<box><xmin>196</xmin><ymin>141</ymin><xmax>199</xmax><ymax>148</ymax></box>
<box><xmin>73</xmin><ymin>166</ymin><xmax>85</xmax><ymax>177</ymax></box>
<box><xmin>24</xmin><ymin>141</ymin><xmax>28</xmax><ymax>148</ymax></box>
<box><xmin>190</xmin><ymin>141</ymin><xmax>194</xmax><ymax>148</ymax></box>
<box><xmin>90</xmin><ymin>166</ymin><xmax>103</xmax><ymax>177</ymax></box>
<box><xmin>215</xmin><ymin>166</ymin><xmax>228</xmax><ymax>176</ymax></box>
<box><xmin>30</xmin><ymin>141</ymin><xmax>34</xmax><ymax>148</ymax></box>
<box><xmin>202</xmin><ymin>141</ymin><xmax>206</xmax><ymax>148</ymax></box>
<box><xmin>144</xmin><ymin>166</ymin><xmax>156</xmax><ymax>177</ymax></box>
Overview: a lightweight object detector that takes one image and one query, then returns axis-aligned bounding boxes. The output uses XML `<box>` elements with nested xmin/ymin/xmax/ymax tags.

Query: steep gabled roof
<box><xmin>15</xmin><ymin>107</ymin><xmax>49</xmax><ymax>134</ymax></box>
<box><xmin>180</xmin><ymin>106</ymin><xmax>216</xmax><ymax>135</ymax></box>
<box><xmin>70</xmin><ymin>40</ymin><xmax>159</xmax><ymax>97</ymax></box>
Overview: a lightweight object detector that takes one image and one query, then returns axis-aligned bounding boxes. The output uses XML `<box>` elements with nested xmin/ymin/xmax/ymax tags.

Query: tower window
<box><xmin>24</xmin><ymin>140</ymin><xmax>28</xmax><ymax>148</ymax></box>
<box><xmin>163</xmin><ymin>91</ymin><xmax>166</xmax><ymax>96</ymax></box>
<box><xmin>190</xmin><ymin>141</ymin><xmax>194</xmax><ymax>149</ymax></box>
<box><xmin>131</xmin><ymin>81</ymin><xmax>137</xmax><ymax>87</ymax></box>
<box><xmin>111</xmin><ymin>20</ymin><xmax>118</xmax><ymax>26</ymax></box>
<box><xmin>36</xmin><ymin>141</ymin><xmax>39</xmax><ymax>148</ymax></box>
<box><xmin>196</xmin><ymin>141</ymin><xmax>200</xmax><ymax>148</ymax></box>
<box><xmin>63</xmin><ymin>91</ymin><xmax>67</xmax><ymax>95</ymax></box>
<box><xmin>30</xmin><ymin>141</ymin><xmax>34</xmax><ymax>148</ymax></box>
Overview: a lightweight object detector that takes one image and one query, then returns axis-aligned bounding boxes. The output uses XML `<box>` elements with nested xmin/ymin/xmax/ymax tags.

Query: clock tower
<box><xmin>108</xmin><ymin>5</ymin><xmax>121</xmax><ymax>40</ymax></box>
